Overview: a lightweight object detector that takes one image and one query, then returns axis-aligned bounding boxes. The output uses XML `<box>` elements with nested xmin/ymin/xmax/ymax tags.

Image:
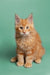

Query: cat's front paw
<box><xmin>24</xmin><ymin>63</ymin><xmax>32</xmax><ymax>68</ymax></box>
<box><xmin>17</xmin><ymin>62</ymin><xmax>24</xmax><ymax>66</ymax></box>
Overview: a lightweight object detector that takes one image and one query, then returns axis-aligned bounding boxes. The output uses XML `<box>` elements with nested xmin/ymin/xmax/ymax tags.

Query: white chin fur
<box><xmin>20</xmin><ymin>32</ymin><xmax>29</xmax><ymax>36</ymax></box>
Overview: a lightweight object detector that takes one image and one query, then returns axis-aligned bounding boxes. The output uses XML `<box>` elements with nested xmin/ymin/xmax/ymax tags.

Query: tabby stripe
<box><xmin>26</xmin><ymin>50</ymin><xmax>32</xmax><ymax>52</ymax></box>
<box><xmin>26</xmin><ymin>50</ymin><xmax>34</xmax><ymax>53</ymax></box>
<box><xmin>18</xmin><ymin>53</ymin><xmax>24</xmax><ymax>55</ymax></box>
<box><xmin>26</xmin><ymin>53</ymin><xmax>33</xmax><ymax>56</ymax></box>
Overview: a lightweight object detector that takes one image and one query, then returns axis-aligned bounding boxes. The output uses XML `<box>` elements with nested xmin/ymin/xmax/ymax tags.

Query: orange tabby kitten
<box><xmin>11</xmin><ymin>14</ymin><xmax>45</xmax><ymax>68</ymax></box>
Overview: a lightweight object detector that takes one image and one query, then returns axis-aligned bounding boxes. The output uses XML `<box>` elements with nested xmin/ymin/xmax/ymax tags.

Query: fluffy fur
<box><xmin>11</xmin><ymin>14</ymin><xmax>45</xmax><ymax>68</ymax></box>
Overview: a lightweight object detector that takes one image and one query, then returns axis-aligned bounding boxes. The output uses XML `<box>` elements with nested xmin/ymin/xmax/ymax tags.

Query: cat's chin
<box><xmin>21</xmin><ymin>34</ymin><xmax>29</xmax><ymax>36</ymax></box>
<box><xmin>23</xmin><ymin>34</ymin><xmax>28</xmax><ymax>36</ymax></box>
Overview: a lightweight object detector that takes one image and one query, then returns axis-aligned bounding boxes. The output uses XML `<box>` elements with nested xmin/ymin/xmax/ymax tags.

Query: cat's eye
<box><xmin>26</xmin><ymin>26</ymin><xmax>29</xmax><ymax>29</ymax></box>
<box><xmin>20</xmin><ymin>26</ymin><xmax>23</xmax><ymax>29</ymax></box>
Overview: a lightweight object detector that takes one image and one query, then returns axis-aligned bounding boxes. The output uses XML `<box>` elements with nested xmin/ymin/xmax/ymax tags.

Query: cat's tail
<box><xmin>10</xmin><ymin>56</ymin><xmax>17</xmax><ymax>62</ymax></box>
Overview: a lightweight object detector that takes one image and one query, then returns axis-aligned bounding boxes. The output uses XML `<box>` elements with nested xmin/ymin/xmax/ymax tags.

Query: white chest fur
<box><xmin>16</xmin><ymin>35</ymin><xmax>36</xmax><ymax>50</ymax></box>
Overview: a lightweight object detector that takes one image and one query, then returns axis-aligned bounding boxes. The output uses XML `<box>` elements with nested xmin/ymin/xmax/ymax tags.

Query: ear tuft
<box><xmin>15</xmin><ymin>14</ymin><xmax>20</xmax><ymax>24</ymax></box>
<box><xmin>27</xmin><ymin>14</ymin><xmax>33</xmax><ymax>24</ymax></box>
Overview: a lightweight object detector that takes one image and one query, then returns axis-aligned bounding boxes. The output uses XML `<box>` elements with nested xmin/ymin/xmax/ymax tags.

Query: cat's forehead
<box><xmin>20</xmin><ymin>19</ymin><xmax>28</xmax><ymax>26</ymax></box>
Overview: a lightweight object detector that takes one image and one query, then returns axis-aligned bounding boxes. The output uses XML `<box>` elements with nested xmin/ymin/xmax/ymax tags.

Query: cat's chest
<box><xmin>16</xmin><ymin>36</ymin><xmax>35</xmax><ymax>50</ymax></box>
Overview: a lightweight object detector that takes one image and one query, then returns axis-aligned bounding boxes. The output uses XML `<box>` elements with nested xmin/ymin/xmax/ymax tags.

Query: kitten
<box><xmin>11</xmin><ymin>14</ymin><xmax>45</xmax><ymax>68</ymax></box>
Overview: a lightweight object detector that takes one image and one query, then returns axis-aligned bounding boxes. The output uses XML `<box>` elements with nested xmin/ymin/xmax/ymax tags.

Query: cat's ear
<box><xmin>27</xmin><ymin>14</ymin><xmax>33</xmax><ymax>24</ymax></box>
<box><xmin>15</xmin><ymin>14</ymin><xmax>20</xmax><ymax>24</ymax></box>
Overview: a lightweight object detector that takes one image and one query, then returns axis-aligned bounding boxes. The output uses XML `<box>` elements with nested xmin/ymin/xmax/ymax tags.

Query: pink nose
<box><xmin>23</xmin><ymin>32</ymin><xmax>25</xmax><ymax>34</ymax></box>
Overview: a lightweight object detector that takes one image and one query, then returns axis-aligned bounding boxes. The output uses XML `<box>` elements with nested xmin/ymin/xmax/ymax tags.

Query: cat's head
<box><xmin>15</xmin><ymin>14</ymin><xmax>34</xmax><ymax>36</ymax></box>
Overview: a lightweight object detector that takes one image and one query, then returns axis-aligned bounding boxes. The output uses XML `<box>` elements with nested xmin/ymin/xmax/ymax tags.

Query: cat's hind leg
<box><xmin>35</xmin><ymin>58</ymin><xmax>41</xmax><ymax>64</ymax></box>
<box><xmin>10</xmin><ymin>56</ymin><xmax>17</xmax><ymax>62</ymax></box>
<box><xmin>34</xmin><ymin>47</ymin><xmax>45</xmax><ymax>64</ymax></box>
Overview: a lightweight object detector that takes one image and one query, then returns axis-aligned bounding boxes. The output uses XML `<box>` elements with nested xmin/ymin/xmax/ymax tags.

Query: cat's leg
<box><xmin>24</xmin><ymin>55</ymin><xmax>33</xmax><ymax>68</ymax></box>
<box><xmin>35</xmin><ymin>58</ymin><xmax>41</xmax><ymax>64</ymax></box>
<box><xmin>10</xmin><ymin>56</ymin><xmax>17</xmax><ymax>62</ymax></box>
<box><xmin>24</xmin><ymin>50</ymin><xmax>33</xmax><ymax>68</ymax></box>
<box><xmin>35</xmin><ymin>47</ymin><xmax>45</xmax><ymax>64</ymax></box>
<box><xmin>17</xmin><ymin>52</ymin><xmax>24</xmax><ymax>66</ymax></box>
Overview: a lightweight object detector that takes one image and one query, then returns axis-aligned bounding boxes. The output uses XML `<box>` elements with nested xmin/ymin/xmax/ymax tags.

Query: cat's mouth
<box><xmin>20</xmin><ymin>32</ymin><xmax>30</xmax><ymax>36</ymax></box>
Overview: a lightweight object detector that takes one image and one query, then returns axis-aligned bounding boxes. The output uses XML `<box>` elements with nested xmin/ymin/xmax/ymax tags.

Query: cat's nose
<box><xmin>23</xmin><ymin>32</ymin><xmax>26</xmax><ymax>34</ymax></box>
